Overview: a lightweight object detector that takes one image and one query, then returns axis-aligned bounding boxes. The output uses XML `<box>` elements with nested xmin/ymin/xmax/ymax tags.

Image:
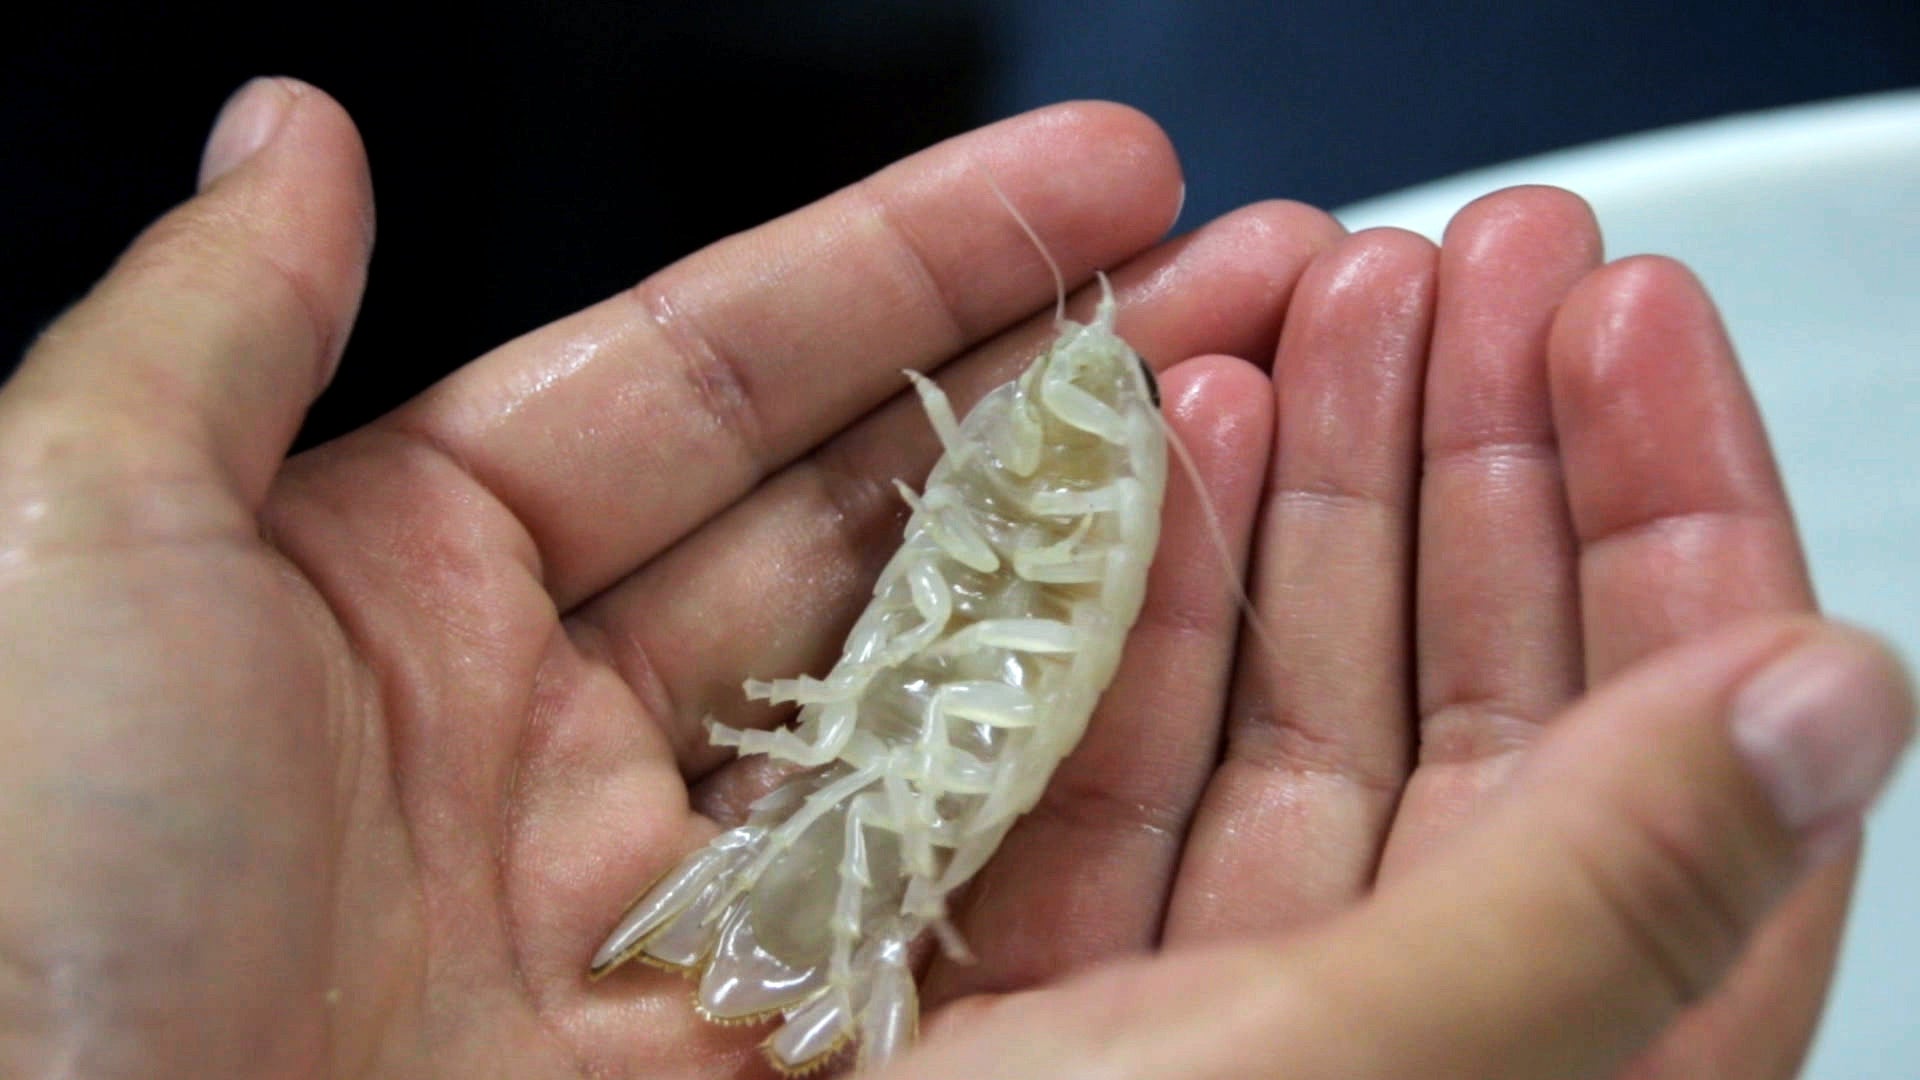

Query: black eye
<box><xmin>1135</xmin><ymin>352</ymin><xmax>1160</xmax><ymax>408</ymax></box>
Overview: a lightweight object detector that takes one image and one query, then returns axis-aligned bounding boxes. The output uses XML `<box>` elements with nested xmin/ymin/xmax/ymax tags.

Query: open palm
<box><xmin>0</xmin><ymin>81</ymin><xmax>1864</xmax><ymax>1080</ymax></box>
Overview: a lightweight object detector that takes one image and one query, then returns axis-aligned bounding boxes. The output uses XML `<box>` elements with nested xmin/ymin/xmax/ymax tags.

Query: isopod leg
<box><xmin>707</xmin><ymin>699</ymin><xmax>856</xmax><ymax>767</ymax></box>
<box><xmin>904</xmin><ymin>370</ymin><xmax>970</xmax><ymax>466</ymax></box>
<box><xmin>830</xmin><ymin>791</ymin><xmax>885</xmax><ymax>988</ymax></box>
<box><xmin>854</xmin><ymin>936</ymin><xmax>918</xmax><ymax>1072</ymax></box>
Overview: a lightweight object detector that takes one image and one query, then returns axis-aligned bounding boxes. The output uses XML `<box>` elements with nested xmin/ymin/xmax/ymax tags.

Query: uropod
<box><xmin>592</xmin><ymin>268</ymin><xmax>1168</xmax><ymax>1075</ymax></box>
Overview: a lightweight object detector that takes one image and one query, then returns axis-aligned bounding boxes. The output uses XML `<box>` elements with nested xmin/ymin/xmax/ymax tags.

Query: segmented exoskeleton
<box><xmin>591</xmin><ymin>276</ymin><xmax>1166</xmax><ymax>1075</ymax></box>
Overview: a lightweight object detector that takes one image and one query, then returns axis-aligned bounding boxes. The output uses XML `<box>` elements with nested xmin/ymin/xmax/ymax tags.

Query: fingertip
<box><xmin>1172</xmin><ymin>199</ymin><xmax>1348</xmax><ymax>283</ymax></box>
<box><xmin>1120</xmin><ymin>200</ymin><xmax>1345</xmax><ymax>368</ymax></box>
<box><xmin>1550</xmin><ymin>255</ymin><xmax>1721</xmax><ymax>384</ymax></box>
<box><xmin>197</xmin><ymin>77</ymin><xmax>298</xmax><ymax>191</ymax></box>
<box><xmin>1010</xmin><ymin>101</ymin><xmax>1185</xmax><ymax>233</ymax></box>
<box><xmin>252</xmin><ymin>77</ymin><xmax>376</xmax><ymax>265</ymax></box>
<box><xmin>1729</xmin><ymin>619</ymin><xmax>1915</xmax><ymax>839</ymax></box>
<box><xmin>1589</xmin><ymin>251</ymin><xmax>1703</xmax><ymax>297</ymax></box>
<box><xmin>198</xmin><ymin>76</ymin><xmax>372</xmax><ymax>231</ymax></box>
<box><xmin>1556</xmin><ymin>252</ymin><xmax>1706</xmax><ymax>323</ymax></box>
<box><xmin>1154</xmin><ymin>355</ymin><xmax>1273</xmax><ymax>503</ymax></box>
<box><xmin>1237</xmin><ymin>198</ymin><xmax>1351</xmax><ymax>263</ymax></box>
<box><xmin>1161</xmin><ymin>353</ymin><xmax>1269</xmax><ymax>415</ymax></box>
<box><xmin>1284</xmin><ymin>225</ymin><xmax>1439</xmax><ymax>363</ymax></box>
<box><xmin>860</xmin><ymin>100</ymin><xmax>1186</xmax><ymax>348</ymax></box>
<box><xmin>1159</xmin><ymin>354</ymin><xmax>1274</xmax><ymax>474</ymax></box>
<box><xmin>1442</xmin><ymin>184</ymin><xmax>1603</xmax><ymax>266</ymax></box>
<box><xmin>1344</xmin><ymin>224</ymin><xmax>1441</xmax><ymax>260</ymax></box>
<box><xmin>1548</xmin><ymin>255</ymin><xmax>1710</xmax><ymax>444</ymax></box>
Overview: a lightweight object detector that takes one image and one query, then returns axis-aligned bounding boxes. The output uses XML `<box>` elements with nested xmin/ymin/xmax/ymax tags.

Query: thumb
<box><xmin>887</xmin><ymin>617</ymin><xmax>1911</xmax><ymax>1080</ymax></box>
<box><xmin>1272</xmin><ymin>615</ymin><xmax>1913</xmax><ymax>1079</ymax></box>
<box><xmin>1</xmin><ymin>77</ymin><xmax>372</xmax><ymax>512</ymax></box>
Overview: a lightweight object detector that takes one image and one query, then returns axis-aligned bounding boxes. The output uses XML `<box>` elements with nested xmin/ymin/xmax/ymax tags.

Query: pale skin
<box><xmin>0</xmin><ymin>78</ymin><xmax>1910</xmax><ymax>1079</ymax></box>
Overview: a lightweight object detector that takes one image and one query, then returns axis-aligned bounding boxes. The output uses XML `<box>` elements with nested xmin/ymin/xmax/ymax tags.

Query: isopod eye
<box><xmin>1135</xmin><ymin>352</ymin><xmax>1160</xmax><ymax>408</ymax></box>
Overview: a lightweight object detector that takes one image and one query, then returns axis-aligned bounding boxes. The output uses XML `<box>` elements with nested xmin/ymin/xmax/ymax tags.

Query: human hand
<box><xmin>0</xmin><ymin>78</ymin><xmax>1330</xmax><ymax>1077</ymax></box>
<box><xmin>894</xmin><ymin>176</ymin><xmax>1916</xmax><ymax>1078</ymax></box>
<box><xmin>0</xmin><ymin>76</ymin><xmax>1908</xmax><ymax>1080</ymax></box>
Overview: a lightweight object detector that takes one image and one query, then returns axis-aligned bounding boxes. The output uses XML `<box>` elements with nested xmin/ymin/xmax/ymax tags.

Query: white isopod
<box><xmin>591</xmin><ymin>270</ymin><xmax>1167</xmax><ymax>1075</ymax></box>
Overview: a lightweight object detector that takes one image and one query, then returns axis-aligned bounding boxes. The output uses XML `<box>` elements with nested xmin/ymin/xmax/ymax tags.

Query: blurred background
<box><xmin>4</xmin><ymin>5</ymin><xmax>1918</xmax><ymax>1076</ymax></box>
<box><xmin>4</xmin><ymin>1</ymin><xmax>1915</xmax><ymax>445</ymax></box>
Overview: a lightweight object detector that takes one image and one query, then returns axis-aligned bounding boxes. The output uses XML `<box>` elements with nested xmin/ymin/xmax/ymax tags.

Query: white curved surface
<box><xmin>1338</xmin><ymin>90</ymin><xmax>1920</xmax><ymax>1080</ymax></box>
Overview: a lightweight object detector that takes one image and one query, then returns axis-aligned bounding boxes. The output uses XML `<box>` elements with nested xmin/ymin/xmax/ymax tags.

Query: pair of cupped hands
<box><xmin>0</xmin><ymin>77</ymin><xmax>1910</xmax><ymax>1080</ymax></box>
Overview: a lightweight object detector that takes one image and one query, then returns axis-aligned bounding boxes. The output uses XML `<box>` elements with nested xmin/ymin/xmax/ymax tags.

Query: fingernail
<box><xmin>1731</xmin><ymin>636</ymin><xmax>1914</xmax><ymax>835</ymax></box>
<box><xmin>197</xmin><ymin>78</ymin><xmax>295</xmax><ymax>191</ymax></box>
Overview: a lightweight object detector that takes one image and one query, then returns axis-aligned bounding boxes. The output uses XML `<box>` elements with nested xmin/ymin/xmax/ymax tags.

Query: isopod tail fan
<box><xmin>590</xmin><ymin>763</ymin><xmax>922</xmax><ymax>1075</ymax></box>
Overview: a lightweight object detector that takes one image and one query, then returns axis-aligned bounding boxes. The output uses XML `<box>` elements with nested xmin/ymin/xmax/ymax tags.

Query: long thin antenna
<box><xmin>1156</xmin><ymin>411</ymin><xmax>1282</xmax><ymax>667</ymax></box>
<box><xmin>983</xmin><ymin>172</ymin><xmax>1067</xmax><ymax>327</ymax></box>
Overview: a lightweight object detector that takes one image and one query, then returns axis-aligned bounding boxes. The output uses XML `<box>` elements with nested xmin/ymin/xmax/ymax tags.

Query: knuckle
<box><xmin>1028</xmin><ymin>766</ymin><xmax>1188</xmax><ymax>843</ymax></box>
<box><xmin>852</xmin><ymin>178</ymin><xmax>969</xmax><ymax>348</ymax></box>
<box><xmin>1416</xmin><ymin>697</ymin><xmax>1542</xmax><ymax>766</ymax></box>
<box><xmin>1560</xmin><ymin>799</ymin><xmax>1759</xmax><ymax>1010</ymax></box>
<box><xmin>630</xmin><ymin>280</ymin><xmax>772</xmax><ymax>472</ymax></box>
<box><xmin>1227</xmin><ymin>695</ymin><xmax>1407</xmax><ymax>797</ymax></box>
<box><xmin>118</xmin><ymin>196</ymin><xmax>339</xmax><ymax>387</ymax></box>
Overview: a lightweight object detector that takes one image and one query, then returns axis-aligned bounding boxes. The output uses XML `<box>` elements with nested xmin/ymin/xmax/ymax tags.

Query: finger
<box><xmin>1551</xmin><ymin>256</ymin><xmax>1831</xmax><ymax>1077</ymax></box>
<box><xmin>380</xmin><ymin>102</ymin><xmax>1185</xmax><ymax>609</ymax></box>
<box><xmin>1164</xmin><ymin>228</ymin><xmax>1435</xmax><ymax>940</ymax></box>
<box><xmin>888</xmin><ymin>618</ymin><xmax>1914</xmax><ymax>1080</ymax></box>
<box><xmin>1551</xmin><ymin>255</ymin><xmax>1814</xmax><ymax>679</ymax></box>
<box><xmin>570</xmin><ymin>201</ymin><xmax>1344</xmax><ymax>775</ymax></box>
<box><xmin>2</xmin><ymin>78</ymin><xmax>372</xmax><ymax>512</ymax></box>
<box><xmin>919</xmin><ymin>356</ymin><xmax>1274</xmax><ymax>1007</ymax></box>
<box><xmin>1384</xmin><ymin>186</ymin><xmax>1601</xmax><ymax>871</ymax></box>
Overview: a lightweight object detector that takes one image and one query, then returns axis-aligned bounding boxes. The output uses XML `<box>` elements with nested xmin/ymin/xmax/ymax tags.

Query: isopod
<box><xmin>592</xmin><ymin>271</ymin><xmax>1167</xmax><ymax>1075</ymax></box>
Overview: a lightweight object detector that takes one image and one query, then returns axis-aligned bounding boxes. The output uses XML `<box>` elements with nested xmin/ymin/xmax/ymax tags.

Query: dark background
<box><xmin>5</xmin><ymin>0</ymin><xmax>1915</xmax><ymax>448</ymax></box>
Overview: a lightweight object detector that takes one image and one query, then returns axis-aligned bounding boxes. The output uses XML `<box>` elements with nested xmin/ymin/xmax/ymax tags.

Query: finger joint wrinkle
<box><xmin>1227</xmin><ymin>708</ymin><xmax>1408</xmax><ymax>797</ymax></box>
<box><xmin>1580</xmin><ymin>506</ymin><xmax>1778</xmax><ymax>559</ymax></box>
<box><xmin>851</xmin><ymin>178</ymin><xmax>971</xmax><ymax>353</ymax></box>
<box><xmin>630</xmin><ymin>280</ymin><xmax>773</xmax><ymax>477</ymax></box>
